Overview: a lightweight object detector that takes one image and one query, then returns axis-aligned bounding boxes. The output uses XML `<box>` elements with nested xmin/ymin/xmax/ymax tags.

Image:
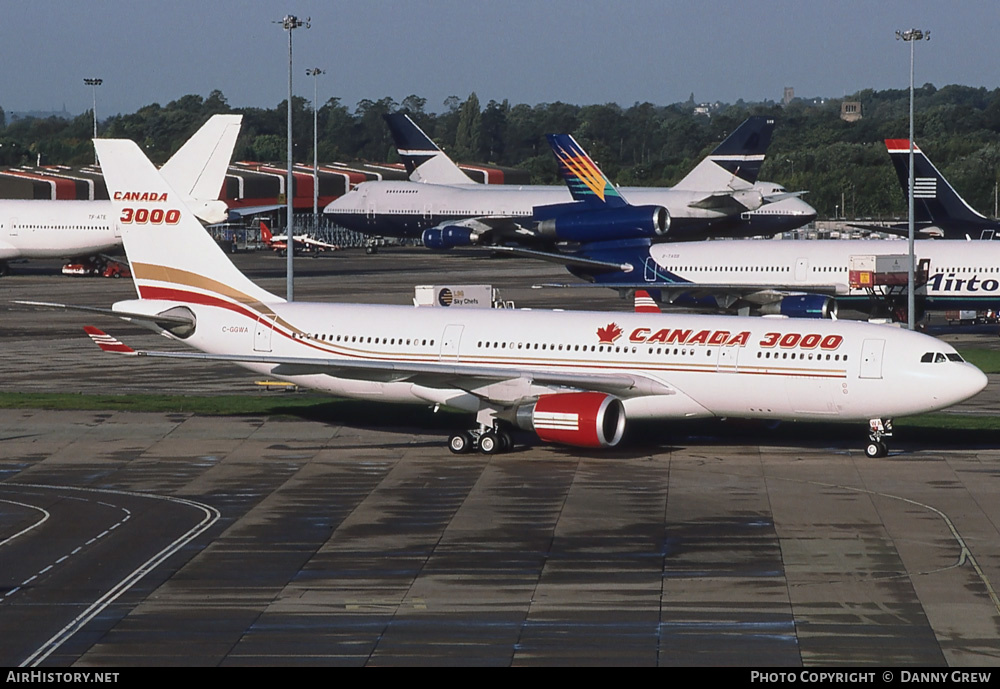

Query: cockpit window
<box><xmin>922</xmin><ymin>352</ymin><xmax>965</xmax><ymax>363</ymax></box>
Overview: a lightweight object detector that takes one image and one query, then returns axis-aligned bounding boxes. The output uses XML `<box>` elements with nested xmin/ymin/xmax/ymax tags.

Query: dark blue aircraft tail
<box><xmin>885</xmin><ymin>139</ymin><xmax>988</xmax><ymax>226</ymax></box>
<box><xmin>673</xmin><ymin>116</ymin><xmax>775</xmax><ymax>190</ymax></box>
<box><xmin>383</xmin><ymin>113</ymin><xmax>474</xmax><ymax>185</ymax></box>
<box><xmin>546</xmin><ymin>134</ymin><xmax>629</xmax><ymax>210</ymax></box>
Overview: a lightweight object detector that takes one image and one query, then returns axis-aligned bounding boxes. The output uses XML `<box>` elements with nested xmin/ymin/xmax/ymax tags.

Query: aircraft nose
<box><xmin>948</xmin><ymin>363</ymin><xmax>989</xmax><ymax>405</ymax></box>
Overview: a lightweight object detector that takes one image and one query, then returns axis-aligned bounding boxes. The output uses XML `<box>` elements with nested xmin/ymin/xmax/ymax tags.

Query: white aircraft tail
<box><xmin>95</xmin><ymin>139</ymin><xmax>282</xmax><ymax>306</ymax></box>
<box><xmin>159</xmin><ymin>114</ymin><xmax>242</xmax><ymax>224</ymax></box>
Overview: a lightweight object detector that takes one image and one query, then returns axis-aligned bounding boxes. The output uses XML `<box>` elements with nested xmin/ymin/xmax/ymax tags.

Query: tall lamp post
<box><xmin>277</xmin><ymin>14</ymin><xmax>309</xmax><ymax>302</ymax></box>
<box><xmin>306</xmin><ymin>67</ymin><xmax>325</xmax><ymax>232</ymax></box>
<box><xmin>896</xmin><ymin>28</ymin><xmax>929</xmax><ymax>330</ymax></box>
<box><xmin>83</xmin><ymin>78</ymin><xmax>102</xmax><ymax>166</ymax></box>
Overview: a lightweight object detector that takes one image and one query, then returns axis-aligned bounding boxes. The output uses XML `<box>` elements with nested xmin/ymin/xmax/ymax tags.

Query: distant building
<box><xmin>841</xmin><ymin>101</ymin><xmax>862</xmax><ymax>122</ymax></box>
<box><xmin>783</xmin><ymin>87</ymin><xmax>795</xmax><ymax>106</ymax></box>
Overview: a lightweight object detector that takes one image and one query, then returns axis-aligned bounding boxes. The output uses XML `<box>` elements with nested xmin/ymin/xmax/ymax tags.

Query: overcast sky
<box><xmin>2</xmin><ymin>1</ymin><xmax>996</xmax><ymax>117</ymax></box>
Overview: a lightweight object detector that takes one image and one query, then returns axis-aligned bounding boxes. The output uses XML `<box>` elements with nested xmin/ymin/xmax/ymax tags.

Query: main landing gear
<box><xmin>865</xmin><ymin>418</ymin><xmax>893</xmax><ymax>458</ymax></box>
<box><xmin>448</xmin><ymin>424</ymin><xmax>514</xmax><ymax>455</ymax></box>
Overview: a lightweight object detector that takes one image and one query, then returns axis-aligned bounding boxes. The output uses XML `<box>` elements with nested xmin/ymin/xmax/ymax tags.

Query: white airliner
<box><xmin>324</xmin><ymin>116</ymin><xmax>817</xmax><ymax>247</ymax></box>
<box><xmin>0</xmin><ymin>114</ymin><xmax>241</xmax><ymax>275</ymax></box>
<box><xmin>37</xmin><ymin>138</ymin><xmax>987</xmax><ymax>460</ymax></box>
<box><xmin>544</xmin><ymin>237</ymin><xmax>1000</xmax><ymax>321</ymax></box>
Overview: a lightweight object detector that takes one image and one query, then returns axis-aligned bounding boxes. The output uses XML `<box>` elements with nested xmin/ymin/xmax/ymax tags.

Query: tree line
<box><xmin>1</xmin><ymin>84</ymin><xmax>999</xmax><ymax>220</ymax></box>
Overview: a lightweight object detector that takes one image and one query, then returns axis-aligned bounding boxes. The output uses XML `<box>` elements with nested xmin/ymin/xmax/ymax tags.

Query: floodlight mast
<box><xmin>896</xmin><ymin>28</ymin><xmax>930</xmax><ymax>330</ymax></box>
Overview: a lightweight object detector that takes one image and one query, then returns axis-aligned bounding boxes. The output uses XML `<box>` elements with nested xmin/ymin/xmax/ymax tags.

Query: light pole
<box><xmin>84</xmin><ymin>78</ymin><xmax>102</xmax><ymax>166</ymax></box>
<box><xmin>896</xmin><ymin>28</ymin><xmax>929</xmax><ymax>330</ymax></box>
<box><xmin>306</xmin><ymin>67</ymin><xmax>325</xmax><ymax>232</ymax></box>
<box><xmin>277</xmin><ymin>15</ymin><xmax>309</xmax><ymax>302</ymax></box>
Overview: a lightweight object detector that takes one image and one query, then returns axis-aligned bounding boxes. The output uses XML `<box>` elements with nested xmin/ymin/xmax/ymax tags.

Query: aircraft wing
<box><xmin>81</xmin><ymin>327</ymin><xmax>674</xmax><ymax>400</ymax></box>
<box><xmin>488</xmin><ymin>245</ymin><xmax>634</xmax><ymax>272</ymax></box>
<box><xmin>846</xmin><ymin>222</ymin><xmax>945</xmax><ymax>239</ymax></box>
<box><xmin>533</xmin><ymin>281</ymin><xmax>847</xmax><ymax>309</ymax></box>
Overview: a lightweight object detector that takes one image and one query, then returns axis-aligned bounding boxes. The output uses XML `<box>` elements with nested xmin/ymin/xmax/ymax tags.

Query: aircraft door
<box><xmin>9</xmin><ymin>218</ymin><xmax>16</xmax><ymax>236</ymax></box>
<box><xmin>644</xmin><ymin>257</ymin><xmax>658</xmax><ymax>282</ymax></box>
<box><xmin>717</xmin><ymin>343</ymin><xmax>739</xmax><ymax>372</ymax></box>
<box><xmin>439</xmin><ymin>324</ymin><xmax>464</xmax><ymax>361</ymax></box>
<box><xmin>794</xmin><ymin>258</ymin><xmax>809</xmax><ymax>282</ymax></box>
<box><xmin>859</xmin><ymin>338</ymin><xmax>885</xmax><ymax>379</ymax></box>
<box><xmin>254</xmin><ymin>314</ymin><xmax>277</xmax><ymax>352</ymax></box>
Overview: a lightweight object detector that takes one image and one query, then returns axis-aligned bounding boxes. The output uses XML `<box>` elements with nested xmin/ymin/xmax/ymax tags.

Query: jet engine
<box><xmin>535</xmin><ymin>205</ymin><xmax>669</xmax><ymax>243</ymax></box>
<box><xmin>759</xmin><ymin>294</ymin><xmax>838</xmax><ymax>319</ymax></box>
<box><xmin>512</xmin><ymin>392</ymin><xmax>626</xmax><ymax>448</ymax></box>
<box><xmin>422</xmin><ymin>226</ymin><xmax>476</xmax><ymax>250</ymax></box>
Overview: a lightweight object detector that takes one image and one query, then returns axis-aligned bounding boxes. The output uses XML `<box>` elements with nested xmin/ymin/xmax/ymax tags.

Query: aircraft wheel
<box><xmin>365</xmin><ymin>245</ymin><xmax>378</xmax><ymax>255</ymax></box>
<box><xmin>865</xmin><ymin>441</ymin><xmax>888</xmax><ymax>459</ymax></box>
<box><xmin>498</xmin><ymin>430</ymin><xmax>513</xmax><ymax>452</ymax></box>
<box><xmin>448</xmin><ymin>431</ymin><xmax>474</xmax><ymax>454</ymax></box>
<box><xmin>479</xmin><ymin>431</ymin><xmax>501</xmax><ymax>455</ymax></box>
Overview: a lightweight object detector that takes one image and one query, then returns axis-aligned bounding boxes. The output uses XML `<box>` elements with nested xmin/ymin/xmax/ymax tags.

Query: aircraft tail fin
<box><xmin>95</xmin><ymin>139</ymin><xmax>282</xmax><ymax>307</ymax></box>
<box><xmin>672</xmin><ymin>116</ymin><xmax>775</xmax><ymax>190</ymax></box>
<box><xmin>546</xmin><ymin>134</ymin><xmax>628</xmax><ymax>209</ymax></box>
<box><xmin>259</xmin><ymin>220</ymin><xmax>273</xmax><ymax>244</ymax></box>
<box><xmin>885</xmin><ymin>139</ymin><xmax>988</xmax><ymax>225</ymax></box>
<box><xmin>159</xmin><ymin>114</ymin><xmax>242</xmax><ymax>224</ymax></box>
<box><xmin>383</xmin><ymin>113</ymin><xmax>475</xmax><ymax>185</ymax></box>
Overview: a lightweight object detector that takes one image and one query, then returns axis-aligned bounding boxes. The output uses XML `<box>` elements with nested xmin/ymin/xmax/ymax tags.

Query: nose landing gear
<box><xmin>865</xmin><ymin>418</ymin><xmax>893</xmax><ymax>458</ymax></box>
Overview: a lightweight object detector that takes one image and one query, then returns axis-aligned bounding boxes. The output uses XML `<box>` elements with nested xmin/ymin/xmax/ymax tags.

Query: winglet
<box><xmin>634</xmin><ymin>290</ymin><xmax>661</xmax><ymax>313</ymax></box>
<box><xmin>259</xmin><ymin>220</ymin><xmax>273</xmax><ymax>244</ymax></box>
<box><xmin>84</xmin><ymin>326</ymin><xmax>136</xmax><ymax>354</ymax></box>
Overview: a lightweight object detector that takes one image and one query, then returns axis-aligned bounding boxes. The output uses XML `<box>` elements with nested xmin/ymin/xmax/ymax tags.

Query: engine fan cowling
<box><xmin>514</xmin><ymin>392</ymin><xmax>626</xmax><ymax>448</ymax></box>
<box><xmin>535</xmin><ymin>205</ymin><xmax>669</xmax><ymax>243</ymax></box>
<box><xmin>760</xmin><ymin>294</ymin><xmax>838</xmax><ymax>319</ymax></box>
<box><xmin>422</xmin><ymin>226</ymin><xmax>476</xmax><ymax>250</ymax></box>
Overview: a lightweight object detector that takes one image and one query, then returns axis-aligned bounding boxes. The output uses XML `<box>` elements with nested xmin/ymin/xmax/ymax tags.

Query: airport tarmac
<box><xmin>2</xmin><ymin>249</ymin><xmax>1000</xmax><ymax>666</ymax></box>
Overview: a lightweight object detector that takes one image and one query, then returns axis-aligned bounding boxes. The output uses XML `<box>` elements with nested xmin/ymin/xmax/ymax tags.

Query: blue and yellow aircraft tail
<box><xmin>546</xmin><ymin>134</ymin><xmax>628</xmax><ymax>209</ymax></box>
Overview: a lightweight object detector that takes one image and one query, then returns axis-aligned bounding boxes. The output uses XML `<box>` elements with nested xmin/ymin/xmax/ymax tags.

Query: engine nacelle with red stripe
<box><xmin>514</xmin><ymin>392</ymin><xmax>626</xmax><ymax>448</ymax></box>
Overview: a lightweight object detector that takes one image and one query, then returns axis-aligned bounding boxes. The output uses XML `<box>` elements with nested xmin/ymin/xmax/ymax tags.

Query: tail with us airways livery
<box><xmin>883</xmin><ymin>139</ymin><xmax>1000</xmax><ymax>239</ymax></box>
<box><xmin>38</xmin><ymin>138</ymin><xmax>988</xmax><ymax>460</ymax></box>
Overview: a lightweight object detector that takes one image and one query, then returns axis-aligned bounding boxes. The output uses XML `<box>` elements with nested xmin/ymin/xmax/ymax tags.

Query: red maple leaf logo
<box><xmin>597</xmin><ymin>322</ymin><xmax>623</xmax><ymax>344</ymax></box>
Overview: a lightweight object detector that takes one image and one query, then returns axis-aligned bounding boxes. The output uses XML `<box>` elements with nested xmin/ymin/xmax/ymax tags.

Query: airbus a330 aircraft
<box><xmin>0</xmin><ymin>114</ymin><xmax>241</xmax><ymax>275</ymax></box>
<box><xmin>324</xmin><ymin>115</ymin><xmax>816</xmax><ymax>248</ymax></box>
<box><xmin>25</xmin><ymin>138</ymin><xmax>987</xmax><ymax>460</ymax></box>
<box><xmin>851</xmin><ymin>139</ymin><xmax>1000</xmax><ymax>240</ymax></box>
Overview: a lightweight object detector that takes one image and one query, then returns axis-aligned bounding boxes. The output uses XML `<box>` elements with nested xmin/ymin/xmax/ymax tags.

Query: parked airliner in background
<box><xmin>0</xmin><ymin>114</ymin><xmax>240</xmax><ymax>275</ymax></box>
<box><xmin>324</xmin><ymin>115</ymin><xmax>816</xmax><ymax>249</ymax></box>
<box><xmin>537</xmin><ymin>235</ymin><xmax>1000</xmax><ymax>322</ymax></box>
<box><xmin>24</xmin><ymin>138</ymin><xmax>987</xmax><ymax>460</ymax></box>
<box><xmin>852</xmin><ymin>139</ymin><xmax>1000</xmax><ymax>240</ymax></box>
